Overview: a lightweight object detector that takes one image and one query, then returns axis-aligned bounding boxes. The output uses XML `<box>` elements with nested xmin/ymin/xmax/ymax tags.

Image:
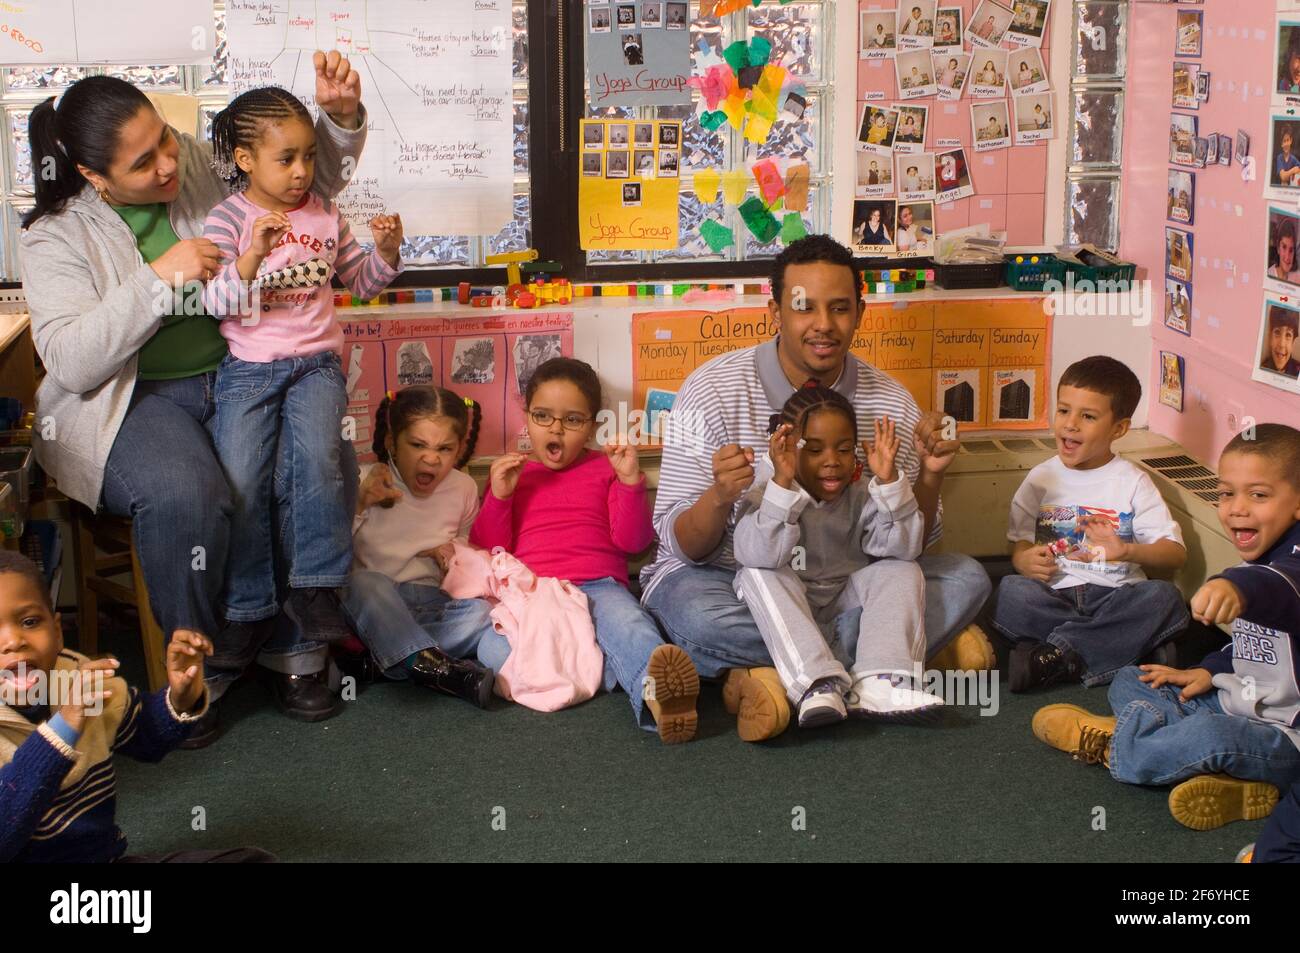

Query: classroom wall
<box><xmin>856</xmin><ymin>0</ymin><xmax>1052</xmax><ymax>242</ymax></box>
<box><xmin>1120</xmin><ymin>3</ymin><xmax>1299</xmax><ymax>468</ymax></box>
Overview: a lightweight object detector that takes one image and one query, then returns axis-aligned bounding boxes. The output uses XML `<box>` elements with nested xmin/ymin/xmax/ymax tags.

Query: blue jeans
<box><xmin>992</xmin><ymin>576</ymin><xmax>1189</xmax><ymax>686</ymax></box>
<box><xmin>1256</xmin><ymin>782</ymin><xmax>1300</xmax><ymax>862</ymax></box>
<box><xmin>642</xmin><ymin>553</ymin><xmax>991</xmax><ymax>680</ymax></box>
<box><xmin>101</xmin><ymin>373</ymin><xmax>231</xmax><ymax>640</ymax></box>
<box><xmin>210</xmin><ymin>351</ymin><xmax>351</xmax><ymax>621</ymax></box>
<box><xmin>583</xmin><ymin>578</ymin><xmax>666</xmax><ymax>731</ymax></box>
<box><xmin>342</xmin><ymin>569</ymin><xmax>506</xmax><ymax>676</ymax></box>
<box><xmin>1107</xmin><ymin>666</ymin><xmax>1300</xmax><ymax>789</ymax></box>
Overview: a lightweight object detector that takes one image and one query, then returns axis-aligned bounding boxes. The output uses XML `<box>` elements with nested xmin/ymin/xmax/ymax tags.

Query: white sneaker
<box><xmin>797</xmin><ymin>678</ymin><xmax>847</xmax><ymax>728</ymax></box>
<box><xmin>845</xmin><ymin>675</ymin><xmax>944</xmax><ymax>720</ymax></box>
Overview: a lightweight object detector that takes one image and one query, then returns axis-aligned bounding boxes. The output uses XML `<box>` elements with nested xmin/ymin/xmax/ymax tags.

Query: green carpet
<box><xmin>112</xmin><ymin>672</ymin><xmax>1266</xmax><ymax>863</ymax></box>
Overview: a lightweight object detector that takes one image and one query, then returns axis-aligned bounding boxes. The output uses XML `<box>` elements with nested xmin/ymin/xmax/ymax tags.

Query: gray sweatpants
<box><xmin>734</xmin><ymin>559</ymin><xmax>927</xmax><ymax>704</ymax></box>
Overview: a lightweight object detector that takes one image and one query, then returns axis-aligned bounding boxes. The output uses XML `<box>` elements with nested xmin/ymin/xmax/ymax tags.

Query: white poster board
<box><xmin>0</xmin><ymin>0</ymin><xmax>215</xmax><ymax>65</ymax></box>
<box><xmin>227</xmin><ymin>0</ymin><xmax>514</xmax><ymax>237</ymax></box>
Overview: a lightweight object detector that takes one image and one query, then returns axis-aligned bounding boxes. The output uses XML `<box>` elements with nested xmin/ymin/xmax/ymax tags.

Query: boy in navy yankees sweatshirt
<box><xmin>0</xmin><ymin>551</ymin><xmax>265</xmax><ymax>862</ymax></box>
<box><xmin>1032</xmin><ymin>424</ymin><xmax>1300</xmax><ymax>830</ymax></box>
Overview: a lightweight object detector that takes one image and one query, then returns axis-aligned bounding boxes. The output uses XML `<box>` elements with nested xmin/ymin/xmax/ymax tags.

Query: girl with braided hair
<box><xmin>342</xmin><ymin>386</ymin><xmax>499</xmax><ymax>706</ymax></box>
<box><xmin>732</xmin><ymin>381</ymin><xmax>944</xmax><ymax>729</ymax></box>
<box><xmin>199</xmin><ymin>85</ymin><xmax>405</xmax><ymax>665</ymax></box>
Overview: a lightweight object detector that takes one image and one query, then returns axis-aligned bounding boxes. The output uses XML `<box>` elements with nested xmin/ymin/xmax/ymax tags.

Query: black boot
<box><xmin>207</xmin><ymin>618</ymin><xmax>276</xmax><ymax>672</ymax></box>
<box><xmin>266</xmin><ymin>669</ymin><xmax>344</xmax><ymax>722</ymax></box>
<box><xmin>408</xmin><ymin>647</ymin><xmax>494</xmax><ymax>708</ymax></box>
<box><xmin>1008</xmin><ymin>641</ymin><xmax>1085</xmax><ymax>692</ymax></box>
<box><xmin>285</xmin><ymin>588</ymin><xmax>357</xmax><ymax>643</ymax></box>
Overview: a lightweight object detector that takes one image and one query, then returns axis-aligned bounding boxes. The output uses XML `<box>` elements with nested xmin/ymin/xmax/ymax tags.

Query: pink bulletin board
<box><xmin>1119</xmin><ymin>5</ymin><xmax>1300</xmax><ymax>467</ymax></box>
<box><xmin>857</xmin><ymin>0</ymin><xmax>1051</xmax><ymax>244</ymax></box>
<box><xmin>340</xmin><ymin>312</ymin><xmax>575</xmax><ymax>462</ymax></box>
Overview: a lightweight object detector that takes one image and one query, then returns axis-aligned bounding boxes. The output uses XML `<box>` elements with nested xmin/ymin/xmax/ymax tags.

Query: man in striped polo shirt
<box><xmin>640</xmin><ymin>234</ymin><xmax>993</xmax><ymax>739</ymax></box>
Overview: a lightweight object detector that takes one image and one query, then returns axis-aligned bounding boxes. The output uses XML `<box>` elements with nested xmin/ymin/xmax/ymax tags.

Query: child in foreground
<box><xmin>470</xmin><ymin>358</ymin><xmax>699</xmax><ymax>743</ymax></box>
<box><xmin>1032</xmin><ymin>424</ymin><xmax>1300</xmax><ymax>831</ymax></box>
<box><xmin>732</xmin><ymin>383</ymin><xmax>943</xmax><ymax>736</ymax></box>
<box><xmin>344</xmin><ymin>386</ymin><xmax>497</xmax><ymax>705</ymax></box>
<box><xmin>994</xmin><ymin>356</ymin><xmax>1189</xmax><ymax>692</ymax></box>
<box><xmin>0</xmin><ymin>552</ymin><xmax>270</xmax><ymax>862</ymax></box>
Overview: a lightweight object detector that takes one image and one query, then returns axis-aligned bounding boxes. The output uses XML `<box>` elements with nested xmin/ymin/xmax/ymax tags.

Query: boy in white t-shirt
<box><xmin>993</xmin><ymin>357</ymin><xmax>1190</xmax><ymax>692</ymax></box>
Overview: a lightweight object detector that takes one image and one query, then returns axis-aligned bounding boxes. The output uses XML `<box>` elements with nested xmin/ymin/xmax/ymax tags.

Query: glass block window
<box><xmin>583</xmin><ymin>1</ymin><xmax>835</xmax><ymax>267</ymax></box>
<box><xmin>1066</xmin><ymin>1</ymin><xmax>1126</xmax><ymax>250</ymax></box>
<box><xmin>0</xmin><ymin>0</ymin><xmax>533</xmax><ymax>279</ymax></box>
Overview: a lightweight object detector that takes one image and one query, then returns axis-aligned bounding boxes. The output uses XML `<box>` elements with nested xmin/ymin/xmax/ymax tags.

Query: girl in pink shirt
<box><xmin>201</xmin><ymin>86</ymin><xmax>403</xmax><ymax>653</ymax></box>
<box><xmin>470</xmin><ymin>358</ymin><xmax>701</xmax><ymax>743</ymax></box>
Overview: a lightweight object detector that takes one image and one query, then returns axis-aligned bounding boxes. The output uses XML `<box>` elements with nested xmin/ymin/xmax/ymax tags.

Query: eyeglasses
<box><xmin>529</xmin><ymin>410</ymin><xmax>592</xmax><ymax>431</ymax></box>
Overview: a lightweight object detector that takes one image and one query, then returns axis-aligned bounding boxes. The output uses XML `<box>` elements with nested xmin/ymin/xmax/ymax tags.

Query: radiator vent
<box><xmin>1139</xmin><ymin>455</ymin><xmax>1220</xmax><ymax>507</ymax></box>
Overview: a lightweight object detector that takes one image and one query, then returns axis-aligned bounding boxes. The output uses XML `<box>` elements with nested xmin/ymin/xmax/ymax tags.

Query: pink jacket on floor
<box><xmin>442</xmin><ymin>541</ymin><xmax>604</xmax><ymax>712</ymax></box>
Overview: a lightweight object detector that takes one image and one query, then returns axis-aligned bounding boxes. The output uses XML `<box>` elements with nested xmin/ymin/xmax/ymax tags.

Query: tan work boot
<box><xmin>1168</xmin><ymin>775</ymin><xmax>1281</xmax><ymax>831</ymax></box>
<box><xmin>722</xmin><ymin>667</ymin><xmax>790</xmax><ymax>742</ymax></box>
<box><xmin>928</xmin><ymin>623</ymin><xmax>996</xmax><ymax>672</ymax></box>
<box><xmin>644</xmin><ymin>644</ymin><xmax>700</xmax><ymax>745</ymax></box>
<box><xmin>1032</xmin><ymin>703</ymin><xmax>1116</xmax><ymax>766</ymax></box>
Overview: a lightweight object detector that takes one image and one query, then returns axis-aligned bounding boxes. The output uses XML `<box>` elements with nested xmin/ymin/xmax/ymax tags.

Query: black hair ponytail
<box><xmin>373</xmin><ymin>386</ymin><xmax>480</xmax><ymax>470</ymax></box>
<box><xmin>23</xmin><ymin>76</ymin><xmax>153</xmax><ymax>229</ymax></box>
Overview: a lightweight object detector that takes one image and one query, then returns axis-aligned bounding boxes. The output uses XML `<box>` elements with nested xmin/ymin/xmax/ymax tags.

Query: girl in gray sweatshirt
<box><xmin>733</xmin><ymin>383</ymin><xmax>944</xmax><ymax>728</ymax></box>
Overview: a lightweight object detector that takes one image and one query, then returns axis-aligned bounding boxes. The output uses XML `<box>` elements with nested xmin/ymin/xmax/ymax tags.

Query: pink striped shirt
<box><xmin>470</xmin><ymin>450</ymin><xmax>655</xmax><ymax>587</ymax></box>
<box><xmin>202</xmin><ymin>191</ymin><xmax>400</xmax><ymax>362</ymax></box>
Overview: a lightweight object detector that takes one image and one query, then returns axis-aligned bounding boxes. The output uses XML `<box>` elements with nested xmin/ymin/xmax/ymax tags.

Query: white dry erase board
<box><xmin>0</xmin><ymin>0</ymin><xmax>215</xmax><ymax>65</ymax></box>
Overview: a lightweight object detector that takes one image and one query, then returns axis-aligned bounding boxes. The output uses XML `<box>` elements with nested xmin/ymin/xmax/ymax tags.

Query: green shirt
<box><xmin>112</xmin><ymin>203</ymin><xmax>227</xmax><ymax>380</ymax></box>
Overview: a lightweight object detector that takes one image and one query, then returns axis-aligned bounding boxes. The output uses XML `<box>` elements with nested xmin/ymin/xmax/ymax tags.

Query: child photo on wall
<box><xmin>895</xmin><ymin>200</ymin><xmax>935</xmax><ymax>256</ymax></box>
<box><xmin>1009</xmin><ymin>48</ymin><xmax>1049</xmax><ymax>95</ymax></box>
<box><xmin>935</xmin><ymin>51</ymin><xmax>971</xmax><ymax>100</ymax></box>
<box><xmin>1256</xmin><ymin>301</ymin><xmax>1300</xmax><ymax>388</ymax></box>
<box><xmin>1166</xmin><ymin>169</ymin><xmax>1194</xmax><ymax>225</ymax></box>
<box><xmin>861</xmin><ymin>9</ymin><xmax>899</xmax><ymax>59</ymax></box>
<box><xmin>896</xmin><ymin>153</ymin><xmax>937</xmax><ymax>201</ymax></box>
<box><xmin>1266</xmin><ymin>207</ymin><xmax>1300</xmax><ymax>289</ymax></box>
<box><xmin>857</xmin><ymin>151</ymin><xmax>896</xmax><ymax>197</ymax></box>
<box><xmin>852</xmin><ymin>199</ymin><xmax>897</xmax><ymax>255</ymax></box>
<box><xmin>896</xmin><ymin>49</ymin><xmax>938</xmax><ymax>98</ymax></box>
<box><xmin>894</xmin><ymin>104</ymin><xmax>929</xmax><ymax>152</ymax></box>
<box><xmin>1006</xmin><ymin>0</ymin><xmax>1050</xmax><ymax>48</ymax></box>
<box><xmin>972</xmin><ymin>100</ymin><xmax>1011</xmax><ymax>151</ymax></box>
<box><xmin>970</xmin><ymin>50</ymin><xmax>1008</xmax><ymax>98</ymax></box>
<box><xmin>1014</xmin><ymin>94</ymin><xmax>1053</xmax><ymax>143</ymax></box>
<box><xmin>1165</xmin><ymin>227</ymin><xmax>1193</xmax><ymax>283</ymax></box>
<box><xmin>858</xmin><ymin>103</ymin><xmax>901</xmax><ymax>156</ymax></box>
<box><xmin>934</xmin><ymin>6</ymin><xmax>963</xmax><ymax>53</ymax></box>
<box><xmin>935</xmin><ymin>147</ymin><xmax>974</xmax><ymax>202</ymax></box>
<box><xmin>1164</xmin><ymin>278</ymin><xmax>1191</xmax><ymax>336</ymax></box>
<box><xmin>968</xmin><ymin>0</ymin><xmax>1015</xmax><ymax>49</ymax></box>
<box><xmin>1169</xmin><ymin>113</ymin><xmax>1197</xmax><ymax>166</ymax></box>
<box><xmin>897</xmin><ymin>0</ymin><xmax>937</xmax><ymax>50</ymax></box>
<box><xmin>1276</xmin><ymin>20</ymin><xmax>1300</xmax><ymax>97</ymax></box>
<box><xmin>1269</xmin><ymin>117</ymin><xmax>1300</xmax><ymax>197</ymax></box>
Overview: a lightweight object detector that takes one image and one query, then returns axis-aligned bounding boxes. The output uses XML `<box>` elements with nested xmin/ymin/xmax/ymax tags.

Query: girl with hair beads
<box><xmin>343</xmin><ymin>387</ymin><xmax>497</xmax><ymax>706</ymax></box>
<box><xmin>200</xmin><ymin>86</ymin><xmax>404</xmax><ymax>654</ymax></box>
<box><xmin>732</xmin><ymin>383</ymin><xmax>944</xmax><ymax>728</ymax></box>
<box><xmin>470</xmin><ymin>358</ymin><xmax>701</xmax><ymax>743</ymax></box>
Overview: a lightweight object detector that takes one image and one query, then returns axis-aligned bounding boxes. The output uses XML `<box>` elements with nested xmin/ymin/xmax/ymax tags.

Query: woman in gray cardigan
<box><xmin>20</xmin><ymin>52</ymin><xmax>368</xmax><ymax>744</ymax></box>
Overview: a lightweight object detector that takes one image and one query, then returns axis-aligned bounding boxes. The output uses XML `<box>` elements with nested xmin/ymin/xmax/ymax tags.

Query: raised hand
<box><xmin>604</xmin><ymin>439</ymin><xmax>641</xmax><ymax>485</ymax></box>
<box><xmin>913</xmin><ymin>410</ymin><xmax>960</xmax><ymax>475</ymax></box>
<box><xmin>56</xmin><ymin>657</ymin><xmax>120</xmax><ymax>733</ymax></box>
<box><xmin>358</xmin><ymin>462</ymin><xmax>402</xmax><ymax>514</ymax></box>
<box><xmin>313</xmin><ymin>50</ymin><xmax>361</xmax><ymax>126</ymax></box>
<box><xmin>711</xmin><ymin>443</ymin><xmax>756</xmax><ymax>504</ymax></box>
<box><xmin>489</xmin><ymin>452</ymin><xmax>528</xmax><ymax>500</ymax></box>
<box><xmin>768</xmin><ymin>425</ymin><xmax>798</xmax><ymax>490</ymax></box>
<box><xmin>250</xmin><ymin>212</ymin><xmax>292</xmax><ymax>258</ymax></box>
<box><xmin>370</xmin><ymin>213</ymin><xmax>404</xmax><ymax>268</ymax></box>
<box><xmin>864</xmin><ymin>415</ymin><xmax>900</xmax><ymax>483</ymax></box>
<box><xmin>1190</xmin><ymin>578</ymin><xmax>1245</xmax><ymax>626</ymax></box>
<box><xmin>166</xmin><ymin>631</ymin><xmax>212</xmax><ymax>713</ymax></box>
